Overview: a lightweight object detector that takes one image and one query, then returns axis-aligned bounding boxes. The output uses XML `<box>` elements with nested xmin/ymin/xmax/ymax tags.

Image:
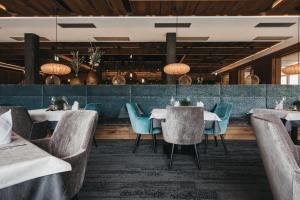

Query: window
<box><xmin>281</xmin><ymin>52</ymin><xmax>300</xmax><ymax>85</ymax></box>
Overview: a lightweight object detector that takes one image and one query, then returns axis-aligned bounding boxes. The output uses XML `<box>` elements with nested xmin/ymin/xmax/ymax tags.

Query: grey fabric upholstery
<box><xmin>0</xmin><ymin>106</ymin><xmax>48</xmax><ymax>140</ymax></box>
<box><xmin>251</xmin><ymin>114</ymin><xmax>300</xmax><ymax>200</ymax></box>
<box><xmin>32</xmin><ymin>110</ymin><xmax>98</xmax><ymax>199</ymax></box>
<box><xmin>162</xmin><ymin>107</ymin><xmax>204</xmax><ymax>145</ymax></box>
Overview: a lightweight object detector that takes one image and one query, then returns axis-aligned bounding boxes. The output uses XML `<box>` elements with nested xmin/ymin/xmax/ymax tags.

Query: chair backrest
<box><xmin>0</xmin><ymin>106</ymin><xmax>33</xmax><ymax>139</ymax></box>
<box><xmin>84</xmin><ymin>103</ymin><xmax>101</xmax><ymax>115</ymax></box>
<box><xmin>251</xmin><ymin>114</ymin><xmax>300</xmax><ymax>200</ymax></box>
<box><xmin>162</xmin><ymin>107</ymin><xmax>204</xmax><ymax>145</ymax></box>
<box><xmin>49</xmin><ymin>110</ymin><xmax>98</xmax><ymax>158</ymax></box>
<box><xmin>214</xmin><ymin>103</ymin><xmax>233</xmax><ymax>134</ymax></box>
<box><xmin>126</xmin><ymin>103</ymin><xmax>140</xmax><ymax>131</ymax></box>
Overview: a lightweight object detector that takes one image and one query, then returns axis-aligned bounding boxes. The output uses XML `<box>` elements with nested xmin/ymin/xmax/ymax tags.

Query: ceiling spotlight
<box><xmin>213</xmin><ymin>72</ymin><xmax>218</xmax><ymax>76</ymax></box>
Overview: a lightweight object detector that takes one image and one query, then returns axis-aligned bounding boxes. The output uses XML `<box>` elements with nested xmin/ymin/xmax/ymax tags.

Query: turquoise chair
<box><xmin>126</xmin><ymin>103</ymin><xmax>161</xmax><ymax>153</ymax></box>
<box><xmin>84</xmin><ymin>103</ymin><xmax>102</xmax><ymax>147</ymax></box>
<box><xmin>204</xmin><ymin>103</ymin><xmax>233</xmax><ymax>154</ymax></box>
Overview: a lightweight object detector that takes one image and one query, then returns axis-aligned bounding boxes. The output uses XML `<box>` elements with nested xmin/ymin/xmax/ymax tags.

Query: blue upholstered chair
<box><xmin>204</xmin><ymin>103</ymin><xmax>233</xmax><ymax>154</ymax></box>
<box><xmin>84</xmin><ymin>103</ymin><xmax>102</xmax><ymax>147</ymax></box>
<box><xmin>126</xmin><ymin>103</ymin><xmax>161</xmax><ymax>153</ymax></box>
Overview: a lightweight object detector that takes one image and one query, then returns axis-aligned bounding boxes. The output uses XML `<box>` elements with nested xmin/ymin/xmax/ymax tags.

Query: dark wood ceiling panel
<box><xmin>0</xmin><ymin>41</ymin><xmax>277</xmax><ymax>73</ymax></box>
<box><xmin>0</xmin><ymin>0</ymin><xmax>298</xmax><ymax>16</ymax></box>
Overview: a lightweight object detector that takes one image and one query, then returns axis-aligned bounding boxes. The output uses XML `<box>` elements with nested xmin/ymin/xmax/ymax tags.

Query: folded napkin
<box><xmin>0</xmin><ymin>110</ymin><xmax>12</xmax><ymax>145</ymax></box>
<box><xmin>197</xmin><ymin>101</ymin><xmax>204</xmax><ymax>107</ymax></box>
<box><xmin>72</xmin><ymin>101</ymin><xmax>79</xmax><ymax>110</ymax></box>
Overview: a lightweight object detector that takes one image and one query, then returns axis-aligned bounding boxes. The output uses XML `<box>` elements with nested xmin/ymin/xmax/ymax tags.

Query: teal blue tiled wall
<box><xmin>221</xmin><ymin>85</ymin><xmax>266</xmax><ymax>117</ymax></box>
<box><xmin>266</xmin><ymin>85</ymin><xmax>300</xmax><ymax>109</ymax></box>
<box><xmin>0</xmin><ymin>84</ymin><xmax>299</xmax><ymax>118</ymax></box>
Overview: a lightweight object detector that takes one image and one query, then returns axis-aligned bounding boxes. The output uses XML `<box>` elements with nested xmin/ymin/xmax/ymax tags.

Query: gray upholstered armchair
<box><xmin>0</xmin><ymin>106</ymin><xmax>48</xmax><ymax>140</ymax></box>
<box><xmin>32</xmin><ymin>110</ymin><xmax>98</xmax><ymax>199</ymax></box>
<box><xmin>161</xmin><ymin>107</ymin><xmax>205</xmax><ymax>170</ymax></box>
<box><xmin>251</xmin><ymin>114</ymin><xmax>300</xmax><ymax>200</ymax></box>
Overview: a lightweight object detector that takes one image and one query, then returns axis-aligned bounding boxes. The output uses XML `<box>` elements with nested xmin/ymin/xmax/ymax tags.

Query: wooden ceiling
<box><xmin>0</xmin><ymin>41</ymin><xmax>277</xmax><ymax>73</ymax></box>
<box><xmin>0</xmin><ymin>0</ymin><xmax>299</xmax><ymax>16</ymax></box>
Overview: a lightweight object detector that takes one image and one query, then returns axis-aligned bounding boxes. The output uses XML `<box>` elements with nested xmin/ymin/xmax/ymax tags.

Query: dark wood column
<box><xmin>165</xmin><ymin>33</ymin><xmax>176</xmax><ymax>84</ymax></box>
<box><xmin>24</xmin><ymin>33</ymin><xmax>40</xmax><ymax>84</ymax></box>
<box><xmin>229</xmin><ymin>69</ymin><xmax>239</xmax><ymax>84</ymax></box>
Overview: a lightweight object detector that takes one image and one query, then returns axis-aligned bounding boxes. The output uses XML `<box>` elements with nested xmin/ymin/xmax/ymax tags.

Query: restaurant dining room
<box><xmin>1</xmin><ymin>0</ymin><xmax>300</xmax><ymax>200</ymax></box>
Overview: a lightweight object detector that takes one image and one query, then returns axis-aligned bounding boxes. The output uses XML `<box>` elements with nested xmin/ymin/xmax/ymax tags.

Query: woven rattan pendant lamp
<box><xmin>163</xmin><ymin>16</ymin><xmax>190</xmax><ymax>75</ymax></box>
<box><xmin>282</xmin><ymin>16</ymin><xmax>300</xmax><ymax>75</ymax></box>
<box><xmin>40</xmin><ymin>9</ymin><xmax>71</xmax><ymax>85</ymax></box>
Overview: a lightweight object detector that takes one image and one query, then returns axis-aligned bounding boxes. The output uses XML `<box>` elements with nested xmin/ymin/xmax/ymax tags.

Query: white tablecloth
<box><xmin>0</xmin><ymin>134</ymin><xmax>71</xmax><ymax>189</ymax></box>
<box><xmin>249</xmin><ymin>108</ymin><xmax>300</xmax><ymax>121</ymax></box>
<box><xmin>150</xmin><ymin>109</ymin><xmax>221</xmax><ymax>121</ymax></box>
<box><xmin>29</xmin><ymin>109</ymin><xmax>66</xmax><ymax>122</ymax></box>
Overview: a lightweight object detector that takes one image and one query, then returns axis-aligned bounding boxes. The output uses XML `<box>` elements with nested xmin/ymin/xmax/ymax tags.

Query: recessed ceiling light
<box><xmin>177</xmin><ymin>37</ymin><xmax>209</xmax><ymax>41</ymax></box>
<box><xmin>94</xmin><ymin>37</ymin><xmax>130</xmax><ymax>41</ymax></box>
<box><xmin>253</xmin><ymin>36</ymin><xmax>292</xmax><ymax>41</ymax></box>
<box><xmin>58</xmin><ymin>23</ymin><xmax>96</xmax><ymax>28</ymax></box>
<box><xmin>155</xmin><ymin>23</ymin><xmax>191</xmax><ymax>28</ymax></box>
<box><xmin>255</xmin><ymin>23</ymin><xmax>295</xmax><ymax>27</ymax></box>
<box><xmin>10</xmin><ymin>36</ymin><xmax>50</xmax><ymax>41</ymax></box>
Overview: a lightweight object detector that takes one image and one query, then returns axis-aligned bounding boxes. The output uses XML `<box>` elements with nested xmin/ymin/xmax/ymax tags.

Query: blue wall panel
<box><xmin>0</xmin><ymin>84</ymin><xmax>298</xmax><ymax>118</ymax></box>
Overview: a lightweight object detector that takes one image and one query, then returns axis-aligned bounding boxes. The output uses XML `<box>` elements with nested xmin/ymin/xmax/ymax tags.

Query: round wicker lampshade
<box><xmin>282</xmin><ymin>63</ymin><xmax>300</xmax><ymax>75</ymax></box>
<box><xmin>41</xmin><ymin>63</ymin><xmax>71</xmax><ymax>75</ymax></box>
<box><xmin>163</xmin><ymin>63</ymin><xmax>190</xmax><ymax>75</ymax></box>
<box><xmin>178</xmin><ymin>74</ymin><xmax>192</xmax><ymax>85</ymax></box>
<box><xmin>112</xmin><ymin>74</ymin><xmax>126</xmax><ymax>85</ymax></box>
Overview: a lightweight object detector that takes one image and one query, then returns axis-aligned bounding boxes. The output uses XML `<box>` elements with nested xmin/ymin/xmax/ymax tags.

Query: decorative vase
<box><xmin>86</xmin><ymin>70</ymin><xmax>98</xmax><ymax>85</ymax></box>
<box><xmin>244</xmin><ymin>69</ymin><xmax>260</xmax><ymax>84</ymax></box>
<box><xmin>70</xmin><ymin>75</ymin><xmax>81</xmax><ymax>85</ymax></box>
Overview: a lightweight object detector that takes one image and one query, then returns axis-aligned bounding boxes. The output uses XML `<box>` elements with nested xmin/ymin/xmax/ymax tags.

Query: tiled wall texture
<box><xmin>0</xmin><ymin>84</ymin><xmax>298</xmax><ymax>118</ymax></box>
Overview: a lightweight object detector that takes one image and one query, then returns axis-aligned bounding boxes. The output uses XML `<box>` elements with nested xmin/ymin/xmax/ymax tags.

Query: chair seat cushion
<box><xmin>204</xmin><ymin>128</ymin><xmax>223</xmax><ymax>135</ymax></box>
<box><xmin>138</xmin><ymin>128</ymin><xmax>161</xmax><ymax>134</ymax></box>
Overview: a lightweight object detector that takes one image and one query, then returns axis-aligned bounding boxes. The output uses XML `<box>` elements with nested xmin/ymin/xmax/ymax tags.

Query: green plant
<box><xmin>180</xmin><ymin>98</ymin><xmax>191</xmax><ymax>106</ymax></box>
<box><xmin>88</xmin><ymin>44</ymin><xmax>105</xmax><ymax>69</ymax></box>
<box><xmin>293</xmin><ymin>100</ymin><xmax>300</xmax><ymax>111</ymax></box>
<box><xmin>70</xmin><ymin>51</ymin><xmax>85</xmax><ymax>77</ymax></box>
<box><xmin>51</xmin><ymin>96</ymin><xmax>67</xmax><ymax>110</ymax></box>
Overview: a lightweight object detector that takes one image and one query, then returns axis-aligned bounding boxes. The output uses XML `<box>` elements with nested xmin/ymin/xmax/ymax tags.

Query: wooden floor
<box><xmin>95</xmin><ymin>124</ymin><xmax>257</xmax><ymax>140</ymax></box>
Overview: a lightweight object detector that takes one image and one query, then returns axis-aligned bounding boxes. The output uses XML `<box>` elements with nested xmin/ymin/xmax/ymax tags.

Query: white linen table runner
<box><xmin>150</xmin><ymin>109</ymin><xmax>221</xmax><ymax>121</ymax></box>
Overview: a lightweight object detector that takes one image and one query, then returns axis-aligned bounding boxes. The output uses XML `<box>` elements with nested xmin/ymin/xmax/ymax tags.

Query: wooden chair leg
<box><xmin>220</xmin><ymin>135</ymin><xmax>228</xmax><ymax>154</ymax></box>
<box><xmin>152</xmin><ymin>134</ymin><xmax>157</xmax><ymax>153</ymax></box>
<box><xmin>214</xmin><ymin>135</ymin><xmax>218</xmax><ymax>147</ymax></box>
<box><xmin>132</xmin><ymin>134</ymin><xmax>141</xmax><ymax>153</ymax></box>
<box><xmin>194</xmin><ymin>144</ymin><xmax>201</xmax><ymax>170</ymax></box>
<box><xmin>92</xmin><ymin>136</ymin><xmax>98</xmax><ymax>147</ymax></box>
<box><xmin>169</xmin><ymin>144</ymin><xmax>175</xmax><ymax>169</ymax></box>
<box><xmin>204</xmin><ymin>135</ymin><xmax>208</xmax><ymax>154</ymax></box>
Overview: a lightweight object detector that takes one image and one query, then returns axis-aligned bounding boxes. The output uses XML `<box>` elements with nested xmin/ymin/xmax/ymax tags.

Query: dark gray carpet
<box><xmin>79</xmin><ymin>140</ymin><xmax>273</xmax><ymax>200</ymax></box>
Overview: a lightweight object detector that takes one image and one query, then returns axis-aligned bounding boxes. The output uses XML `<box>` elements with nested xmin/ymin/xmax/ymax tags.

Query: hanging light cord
<box><xmin>56</xmin><ymin>12</ymin><xmax>58</xmax><ymax>43</ymax></box>
<box><xmin>297</xmin><ymin>15</ymin><xmax>300</xmax><ymax>64</ymax></box>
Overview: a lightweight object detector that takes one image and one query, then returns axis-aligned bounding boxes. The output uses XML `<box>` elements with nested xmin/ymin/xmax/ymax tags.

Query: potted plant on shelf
<box><xmin>86</xmin><ymin>45</ymin><xmax>105</xmax><ymax>85</ymax></box>
<box><xmin>70</xmin><ymin>51</ymin><xmax>84</xmax><ymax>85</ymax></box>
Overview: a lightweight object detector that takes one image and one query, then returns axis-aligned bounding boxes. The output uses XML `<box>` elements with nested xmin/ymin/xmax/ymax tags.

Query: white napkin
<box><xmin>72</xmin><ymin>101</ymin><xmax>79</xmax><ymax>110</ymax></box>
<box><xmin>0</xmin><ymin>110</ymin><xmax>12</xmax><ymax>145</ymax></box>
<box><xmin>196</xmin><ymin>101</ymin><xmax>204</xmax><ymax>107</ymax></box>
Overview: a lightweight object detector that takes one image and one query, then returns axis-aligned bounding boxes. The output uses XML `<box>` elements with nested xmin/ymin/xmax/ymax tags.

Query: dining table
<box><xmin>249</xmin><ymin>108</ymin><xmax>300</xmax><ymax>144</ymax></box>
<box><xmin>0</xmin><ymin>133</ymin><xmax>71</xmax><ymax>200</ymax></box>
